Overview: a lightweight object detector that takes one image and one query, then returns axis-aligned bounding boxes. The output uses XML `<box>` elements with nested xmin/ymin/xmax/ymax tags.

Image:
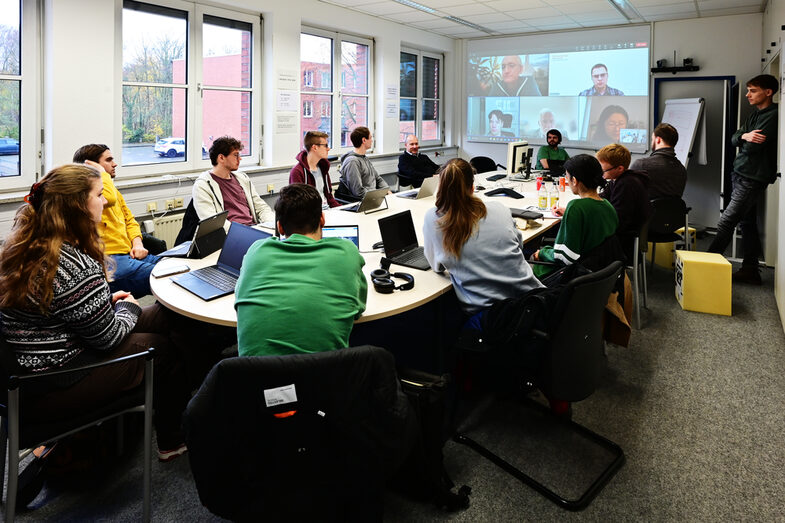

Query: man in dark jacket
<box><xmin>597</xmin><ymin>143</ymin><xmax>652</xmax><ymax>264</ymax></box>
<box><xmin>708</xmin><ymin>74</ymin><xmax>779</xmax><ymax>284</ymax></box>
<box><xmin>630</xmin><ymin>122</ymin><xmax>687</xmax><ymax>199</ymax></box>
<box><xmin>398</xmin><ymin>134</ymin><xmax>440</xmax><ymax>188</ymax></box>
<box><xmin>289</xmin><ymin>131</ymin><xmax>340</xmax><ymax>208</ymax></box>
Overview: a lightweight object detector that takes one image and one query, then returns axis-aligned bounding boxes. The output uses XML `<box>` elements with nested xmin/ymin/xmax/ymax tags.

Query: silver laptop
<box><xmin>322</xmin><ymin>224</ymin><xmax>360</xmax><ymax>248</ymax></box>
<box><xmin>171</xmin><ymin>222</ymin><xmax>271</xmax><ymax>301</ymax></box>
<box><xmin>396</xmin><ymin>176</ymin><xmax>439</xmax><ymax>200</ymax></box>
<box><xmin>340</xmin><ymin>187</ymin><xmax>389</xmax><ymax>213</ymax></box>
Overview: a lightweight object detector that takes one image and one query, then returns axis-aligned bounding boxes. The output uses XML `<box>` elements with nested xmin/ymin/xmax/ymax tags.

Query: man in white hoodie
<box><xmin>336</xmin><ymin>126</ymin><xmax>389</xmax><ymax>202</ymax></box>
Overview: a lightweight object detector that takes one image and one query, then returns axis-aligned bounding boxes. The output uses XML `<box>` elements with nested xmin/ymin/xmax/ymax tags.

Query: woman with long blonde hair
<box><xmin>0</xmin><ymin>164</ymin><xmax>192</xmax><ymax>461</ymax></box>
<box><xmin>422</xmin><ymin>158</ymin><xmax>542</xmax><ymax>329</ymax></box>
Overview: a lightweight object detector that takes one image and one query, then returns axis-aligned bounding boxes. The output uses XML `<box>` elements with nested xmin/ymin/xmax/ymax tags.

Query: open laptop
<box><xmin>545</xmin><ymin>159</ymin><xmax>566</xmax><ymax>176</ymax></box>
<box><xmin>171</xmin><ymin>222</ymin><xmax>271</xmax><ymax>301</ymax></box>
<box><xmin>377</xmin><ymin>210</ymin><xmax>431</xmax><ymax>271</ymax></box>
<box><xmin>396</xmin><ymin>176</ymin><xmax>439</xmax><ymax>200</ymax></box>
<box><xmin>340</xmin><ymin>187</ymin><xmax>389</xmax><ymax>213</ymax></box>
<box><xmin>159</xmin><ymin>210</ymin><xmax>228</xmax><ymax>258</ymax></box>
<box><xmin>322</xmin><ymin>224</ymin><xmax>360</xmax><ymax>248</ymax></box>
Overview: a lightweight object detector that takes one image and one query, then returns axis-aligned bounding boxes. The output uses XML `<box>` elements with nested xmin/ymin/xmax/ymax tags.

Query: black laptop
<box><xmin>546</xmin><ymin>159</ymin><xmax>566</xmax><ymax>176</ymax></box>
<box><xmin>171</xmin><ymin>222</ymin><xmax>271</xmax><ymax>301</ymax></box>
<box><xmin>159</xmin><ymin>210</ymin><xmax>228</xmax><ymax>258</ymax></box>
<box><xmin>377</xmin><ymin>210</ymin><xmax>431</xmax><ymax>271</ymax></box>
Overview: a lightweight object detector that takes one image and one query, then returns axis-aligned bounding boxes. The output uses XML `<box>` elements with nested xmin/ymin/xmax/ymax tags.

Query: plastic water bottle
<box><xmin>538</xmin><ymin>179</ymin><xmax>548</xmax><ymax>209</ymax></box>
<box><xmin>549</xmin><ymin>182</ymin><xmax>559</xmax><ymax>209</ymax></box>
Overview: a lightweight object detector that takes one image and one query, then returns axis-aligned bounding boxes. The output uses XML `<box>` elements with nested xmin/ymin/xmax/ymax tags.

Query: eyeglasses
<box><xmin>314</xmin><ymin>143</ymin><xmax>330</xmax><ymax>148</ymax></box>
<box><xmin>602</xmin><ymin>166</ymin><xmax>619</xmax><ymax>173</ymax></box>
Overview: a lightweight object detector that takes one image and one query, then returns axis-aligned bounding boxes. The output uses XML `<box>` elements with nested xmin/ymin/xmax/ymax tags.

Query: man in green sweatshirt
<box><xmin>708</xmin><ymin>74</ymin><xmax>779</xmax><ymax>284</ymax></box>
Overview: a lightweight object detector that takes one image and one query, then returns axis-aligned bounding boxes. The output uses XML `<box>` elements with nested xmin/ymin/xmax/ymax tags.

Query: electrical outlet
<box><xmin>165</xmin><ymin>199</ymin><xmax>175</xmax><ymax>210</ymax></box>
<box><xmin>267</xmin><ymin>183</ymin><xmax>274</xmax><ymax>194</ymax></box>
<box><xmin>146</xmin><ymin>202</ymin><xmax>157</xmax><ymax>212</ymax></box>
<box><xmin>174</xmin><ymin>197</ymin><xmax>184</xmax><ymax>208</ymax></box>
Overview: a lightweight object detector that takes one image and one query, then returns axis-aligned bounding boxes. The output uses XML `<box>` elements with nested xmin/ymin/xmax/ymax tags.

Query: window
<box><xmin>301</xmin><ymin>29</ymin><xmax>372</xmax><ymax>150</ymax></box>
<box><xmin>400</xmin><ymin>49</ymin><xmax>442</xmax><ymax>146</ymax></box>
<box><xmin>120</xmin><ymin>1</ymin><xmax>260</xmax><ymax>173</ymax></box>
<box><xmin>303</xmin><ymin>100</ymin><xmax>313</xmax><ymax>117</ymax></box>
<box><xmin>304</xmin><ymin>70</ymin><xmax>313</xmax><ymax>87</ymax></box>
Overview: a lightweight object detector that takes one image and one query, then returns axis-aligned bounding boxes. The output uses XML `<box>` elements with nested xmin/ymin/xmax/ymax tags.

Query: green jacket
<box><xmin>732</xmin><ymin>103</ymin><xmax>778</xmax><ymax>184</ymax></box>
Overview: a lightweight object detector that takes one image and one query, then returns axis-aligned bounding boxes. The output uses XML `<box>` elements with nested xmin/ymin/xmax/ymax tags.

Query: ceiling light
<box><xmin>392</xmin><ymin>0</ymin><xmax>437</xmax><ymax>14</ymax></box>
<box><xmin>607</xmin><ymin>0</ymin><xmax>643</xmax><ymax>21</ymax></box>
<box><xmin>443</xmin><ymin>15</ymin><xmax>495</xmax><ymax>34</ymax></box>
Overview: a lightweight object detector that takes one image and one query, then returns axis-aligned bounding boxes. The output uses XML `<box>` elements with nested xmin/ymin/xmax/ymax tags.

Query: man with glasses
<box><xmin>289</xmin><ymin>131</ymin><xmax>340</xmax><ymax>208</ymax></box>
<box><xmin>596</xmin><ymin>143</ymin><xmax>651</xmax><ymax>263</ymax></box>
<box><xmin>192</xmin><ymin>135</ymin><xmax>274</xmax><ymax>225</ymax></box>
<box><xmin>580</xmin><ymin>64</ymin><xmax>624</xmax><ymax>96</ymax></box>
<box><xmin>488</xmin><ymin>55</ymin><xmax>541</xmax><ymax>97</ymax></box>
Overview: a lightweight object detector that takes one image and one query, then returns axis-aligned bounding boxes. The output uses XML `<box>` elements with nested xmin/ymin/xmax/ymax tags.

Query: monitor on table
<box><xmin>506</xmin><ymin>140</ymin><xmax>530</xmax><ymax>176</ymax></box>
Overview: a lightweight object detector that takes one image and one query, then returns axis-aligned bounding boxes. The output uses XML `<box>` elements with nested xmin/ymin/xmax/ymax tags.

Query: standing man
<box><xmin>192</xmin><ymin>136</ymin><xmax>274</xmax><ymax>225</ymax></box>
<box><xmin>73</xmin><ymin>144</ymin><xmax>159</xmax><ymax>297</ymax></box>
<box><xmin>289</xmin><ymin>131</ymin><xmax>340</xmax><ymax>208</ymax></box>
<box><xmin>337</xmin><ymin>127</ymin><xmax>389</xmax><ymax>201</ymax></box>
<box><xmin>597</xmin><ymin>144</ymin><xmax>651</xmax><ymax>264</ymax></box>
<box><xmin>398</xmin><ymin>134</ymin><xmax>439</xmax><ymax>188</ymax></box>
<box><xmin>708</xmin><ymin>74</ymin><xmax>779</xmax><ymax>284</ymax></box>
<box><xmin>630</xmin><ymin>123</ymin><xmax>687</xmax><ymax>199</ymax></box>
<box><xmin>488</xmin><ymin>55</ymin><xmax>541</xmax><ymax>97</ymax></box>
<box><xmin>536</xmin><ymin>129</ymin><xmax>570</xmax><ymax>170</ymax></box>
<box><xmin>579</xmin><ymin>64</ymin><xmax>624</xmax><ymax>96</ymax></box>
<box><xmin>235</xmin><ymin>184</ymin><xmax>367</xmax><ymax>356</ymax></box>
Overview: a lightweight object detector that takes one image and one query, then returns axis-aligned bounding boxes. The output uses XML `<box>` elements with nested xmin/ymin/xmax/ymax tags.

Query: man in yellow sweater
<box><xmin>73</xmin><ymin>144</ymin><xmax>160</xmax><ymax>297</ymax></box>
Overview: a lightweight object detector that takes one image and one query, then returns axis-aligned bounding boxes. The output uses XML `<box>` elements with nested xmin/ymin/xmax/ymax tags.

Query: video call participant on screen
<box><xmin>597</xmin><ymin>144</ymin><xmax>651</xmax><ymax>264</ymax></box>
<box><xmin>488</xmin><ymin>110</ymin><xmax>514</xmax><ymax>138</ymax></box>
<box><xmin>336</xmin><ymin>126</ymin><xmax>389</xmax><ymax>201</ymax></box>
<box><xmin>592</xmin><ymin>105</ymin><xmax>629</xmax><ymax>145</ymax></box>
<box><xmin>193</xmin><ymin>136</ymin><xmax>274</xmax><ymax>226</ymax></box>
<box><xmin>579</xmin><ymin>63</ymin><xmax>624</xmax><ymax>96</ymax></box>
<box><xmin>708</xmin><ymin>74</ymin><xmax>779</xmax><ymax>285</ymax></box>
<box><xmin>422</xmin><ymin>158</ymin><xmax>542</xmax><ymax>332</ymax></box>
<box><xmin>73</xmin><ymin>144</ymin><xmax>160</xmax><ymax>298</ymax></box>
<box><xmin>488</xmin><ymin>55</ymin><xmax>541</xmax><ymax>97</ymax></box>
<box><xmin>235</xmin><ymin>184</ymin><xmax>367</xmax><ymax>357</ymax></box>
<box><xmin>398</xmin><ymin>134</ymin><xmax>439</xmax><ymax>188</ymax></box>
<box><xmin>630</xmin><ymin>123</ymin><xmax>687</xmax><ymax>199</ymax></box>
<box><xmin>533</xmin><ymin>155</ymin><xmax>618</xmax><ymax>278</ymax></box>
<box><xmin>289</xmin><ymin>131</ymin><xmax>340</xmax><ymax>209</ymax></box>
<box><xmin>536</xmin><ymin>129</ymin><xmax>570</xmax><ymax>170</ymax></box>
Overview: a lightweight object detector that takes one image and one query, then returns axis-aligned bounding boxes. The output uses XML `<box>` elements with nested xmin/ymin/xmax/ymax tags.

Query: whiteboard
<box><xmin>661</xmin><ymin>98</ymin><xmax>705</xmax><ymax>168</ymax></box>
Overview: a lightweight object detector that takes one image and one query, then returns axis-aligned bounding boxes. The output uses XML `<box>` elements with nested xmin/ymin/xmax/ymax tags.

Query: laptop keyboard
<box><xmin>395</xmin><ymin>247</ymin><xmax>426</xmax><ymax>264</ymax></box>
<box><xmin>343</xmin><ymin>202</ymin><xmax>361</xmax><ymax>212</ymax></box>
<box><xmin>191</xmin><ymin>266</ymin><xmax>237</xmax><ymax>292</ymax></box>
<box><xmin>397</xmin><ymin>189</ymin><xmax>417</xmax><ymax>198</ymax></box>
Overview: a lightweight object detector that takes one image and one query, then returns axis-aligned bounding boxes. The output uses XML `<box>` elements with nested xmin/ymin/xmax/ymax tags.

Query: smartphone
<box><xmin>152</xmin><ymin>264</ymin><xmax>190</xmax><ymax>278</ymax></box>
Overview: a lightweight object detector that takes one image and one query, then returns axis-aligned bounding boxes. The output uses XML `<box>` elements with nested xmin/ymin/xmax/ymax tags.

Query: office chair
<box><xmin>454</xmin><ymin>261</ymin><xmax>626</xmax><ymax>511</ymax></box>
<box><xmin>183</xmin><ymin>346</ymin><xmax>415</xmax><ymax>521</ymax></box>
<box><xmin>647</xmin><ymin>197</ymin><xmax>691</xmax><ymax>274</ymax></box>
<box><xmin>0</xmin><ymin>336</ymin><xmax>153</xmax><ymax>522</ymax></box>
<box><xmin>469</xmin><ymin>156</ymin><xmax>502</xmax><ymax>174</ymax></box>
<box><xmin>630</xmin><ymin>218</ymin><xmax>651</xmax><ymax>329</ymax></box>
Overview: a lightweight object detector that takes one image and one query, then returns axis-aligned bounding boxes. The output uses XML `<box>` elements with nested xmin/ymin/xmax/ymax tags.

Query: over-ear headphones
<box><xmin>371</xmin><ymin>258</ymin><xmax>415</xmax><ymax>293</ymax></box>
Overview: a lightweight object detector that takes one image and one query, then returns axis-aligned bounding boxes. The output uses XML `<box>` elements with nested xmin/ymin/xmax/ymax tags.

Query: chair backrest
<box><xmin>539</xmin><ymin>261</ymin><xmax>624</xmax><ymax>402</ymax></box>
<box><xmin>469</xmin><ymin>156</ymin><xmax>498</xmax><ymax>174</ymax></box>
<box><xmin>173</xmin><ymin>200</ymin><xmax>199</xmax><ymax>246</ymax></box>
<box><xmin>183</xmin><ymin>345</ymin><xmax>413</xmax><ymax>521</ymax></box>
<box><xmin>648</xmin><ymin>197</ymin><xmax>687</xmax><ymax>236</ymax></box>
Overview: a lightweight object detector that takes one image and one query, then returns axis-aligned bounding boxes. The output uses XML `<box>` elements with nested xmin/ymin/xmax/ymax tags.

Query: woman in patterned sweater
<box><xmin>0</xmin><ymin>164</ymin><xmax>191</xmax><ymax>461</ymax></box>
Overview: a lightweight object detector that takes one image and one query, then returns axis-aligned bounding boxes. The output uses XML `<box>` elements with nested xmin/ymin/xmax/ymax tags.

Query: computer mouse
<box><xmin>372</xmin><ymin>241</ymin><xmax>384</xmax><ymax>250</ymax></box>
<box><xmin>476</xmin><ymin>185</ymin><xmax>486</xmax><ymax>191</ymax></box>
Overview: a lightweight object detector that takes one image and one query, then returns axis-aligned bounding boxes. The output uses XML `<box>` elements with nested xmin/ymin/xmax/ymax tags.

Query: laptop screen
<box><xmin>378</xmin><ymin>210</ymin><xmax>418</xmax><ymax>257</ymax></box>
<box><xmin>217</xmin><ymin>223</ymin><xmax>272</xmax><ymax>272</ymax></box>
<box><xmin>322</xmin><ymin>225</ymin><xmax>360</xmax><ymax>248</ymax></box>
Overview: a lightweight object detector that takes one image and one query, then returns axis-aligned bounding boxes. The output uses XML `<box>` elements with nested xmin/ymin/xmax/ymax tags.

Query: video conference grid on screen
<box><xmin>467</xmin><ymin>40</ymin><xmax>650</xmax><ymax>152</ymax></box>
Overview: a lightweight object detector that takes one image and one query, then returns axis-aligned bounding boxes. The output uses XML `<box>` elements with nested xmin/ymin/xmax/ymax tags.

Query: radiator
<box><xmin>152</xmin><ymin>213</ymin><xmax>185</xmax><ymax>249</ymax></box>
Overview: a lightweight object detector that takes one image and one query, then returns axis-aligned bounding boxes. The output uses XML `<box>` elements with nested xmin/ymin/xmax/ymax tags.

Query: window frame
<box><xmin>303</xmin><ymin>100</ymin><xmax>313</xmax><ymax>118</ymax></box>
<box><xmin>116</xmin><ymin>0</ymin><xmax>262</xmax><ymax>178</ymax></box>
<box><xmin>300</xmin><ymin>26</ymin><xmax>374</xmax><ymax>154</ymax></box>
<box><xmin>400</xmin><ymin>47</ymin><xmax>443</xmax><ymax>149</ymax></box>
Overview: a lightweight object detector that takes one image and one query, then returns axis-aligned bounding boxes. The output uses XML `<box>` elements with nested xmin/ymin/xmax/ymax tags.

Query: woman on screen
<box><xmin>423</xmin><ymin>159</ymin><xmax>542</xmax><ymax>331</ymax></box>
<box><xmin>487</xmin><ymin>110</ymin><xmax>514</xmax><ymax>137</ymax></box>
<box><xmin>591</xmin><ymin>105</ymin><xmax>629</xmax><ymax>145</ymax></box>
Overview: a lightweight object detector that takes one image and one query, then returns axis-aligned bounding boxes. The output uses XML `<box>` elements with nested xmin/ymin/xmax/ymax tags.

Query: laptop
<box><xmin>396</xmin><ymin>176</ymin><xmax>439</xmax><ymax>200</ymax></box>
<box><xmin>159</xmin><ymin>211</ymin><xmax>228</xmax><ymax>258</ymax></box>
<box><xmin>377</xmin><ymin>210</ymin><xmax>431</xmax><ymax>271</ymax></box>
<box><xmin>171</xmin><ymin>222</ymin><xmax>271</xmax><ymax>301</ymax></box>
<box><xmin>322</xmin><ymin>224</ymin><xmax>360</xmax><ymax>248</ymax></box>
<box><xmin>340</xmin><ymin>187</ymin><xmax>389</xmax><ymax>213</ymax></box>
<box><xmin>545</xmin><ymin>159</ymin><xmax>566</xmax><ymax>176</ymax></box>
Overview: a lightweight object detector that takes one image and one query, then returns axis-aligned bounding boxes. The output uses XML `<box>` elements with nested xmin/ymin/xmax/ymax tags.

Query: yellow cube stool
<box><xmin>675</xmin><ymin>250</ymin><xmax>731</xmax><ymax>316</ymax></box>
<box><xmin>646</xmin><ymin>227</ymin><xmax>697</xmax><ymax>269</ymax></box>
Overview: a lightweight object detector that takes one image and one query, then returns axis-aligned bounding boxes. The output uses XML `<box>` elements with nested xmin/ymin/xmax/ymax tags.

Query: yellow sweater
<box><xmin>99</xmin><ymin>171</ymin><xmax>141</xmax><ymax>255</ymax></box>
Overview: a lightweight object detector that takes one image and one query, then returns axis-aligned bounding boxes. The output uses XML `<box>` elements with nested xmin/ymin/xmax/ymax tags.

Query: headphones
<box><xmin>371</xmin><ymin>258</ymin><xmax>415</xmax><ymax>294</ymax></box>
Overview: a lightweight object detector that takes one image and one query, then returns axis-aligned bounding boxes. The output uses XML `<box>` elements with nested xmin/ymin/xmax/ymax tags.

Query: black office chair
<box><xmin>183</xmin><ymin>346</ymin><xmax>415</xmax><ymax>521</ymax></box>
<box><xmin>469</xmin><ymin>156</ymin><xmax>503</xmax><ymax>174</ymax></box>
<box><xmin>454</xmin><ymin>261</ymin><xmax>626</xmax><ymax>511</ymax></box>
<box><xmin>647</xmin><ymin>197</ymin><xmax>691</xmax><ymax>274</ymax></box>
<box><xmin>630</xmin><ymin>218</ymin><xmax>651</xmax><ymax>329</ymax></box>
<box><xmin>0</xmin><ymin>337</ymin><xmax>154</xmax><ymax>522</ymax></box>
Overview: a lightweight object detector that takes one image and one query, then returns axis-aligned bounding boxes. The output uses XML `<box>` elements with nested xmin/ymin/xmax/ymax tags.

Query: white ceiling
<box><xmin>320</xmin><ymin>0</ymin><xmax>765</xmax><ymax>38</ymax></box>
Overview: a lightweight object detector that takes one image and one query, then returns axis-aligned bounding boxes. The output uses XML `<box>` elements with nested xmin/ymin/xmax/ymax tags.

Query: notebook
<box><xmin>396</xmin><ymin>176</ymin><xmax>439</xmax><ymax>200</ymax></box>
<box><xmin>340</xmin><ymin>187</ymin><xmax>389</xmax><ymax>213</ymax></box>
<box><xmin>377</xmin><ymin>210</ymin><xmax>431</xmax><ymax>271</ymax></box>
<box><xmin>171</xmin><ymin>222</ymin><xmax>271</xmax><ymax>301</ymax></box>
<box><xmin>159</xmin><ymin>211</ymin><xmax>228</xmax><ymax>258</ymax></box>
<box><xmin>322</xmin><ymin>225</ymin><xmax>360</xmax><ymax>248</ymax></box>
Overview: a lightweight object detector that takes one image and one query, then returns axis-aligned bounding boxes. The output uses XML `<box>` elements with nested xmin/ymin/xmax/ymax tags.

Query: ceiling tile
<box><xmin>409</xmin><ymin>17</ymin><xmax>465</xmax><ymax>29</ymax></box>
<box><xmin>568</xmin><ymin>11</ymin><xmax>628</xmax><ymax>22</ymax></box>
<box><xmin>486</xmin><ymin>0</ymin><xmax>548</xmax><ymax>10</ymax></box>
<box><xmin>556</xmin><ymin>2</ymin><xmax>617</xmax><ymax>14</ymax></box>
<box><xmin>700</xmin><ymin>6</ymin><xmax>765</xmax><ymax>16</ymax></box>
<box><xmin>382</xmin><ymin>11</ymin><xmax>445</xmax><ymax>22</ymax></box>
<box><xmin>352</xmin><ymin>2</ymin><xmax>412</xmax><ymax>15</ymax></box>
<box><xmin>698</xmin><ymin>0</ymin><xmax>750</xmax><ymax>9</ymax></box>
<box><xmin>319</xmin><ymin>0</ymin><xmax>383</xmax><ymax>6</ymax></box>
<box><xmin>531</xmin><ymin>21</ymin><xmax>584</xmax><ymax>30</ymax></box>
<box><xmin>410</xmin><ymin>0</ymin><xmax>476</xmax><ymax>7</ymax></box>
<box><xmin>441</xmin><ymin>3</ymin><xmax>497</xmax><ymax>15</ymax></box>
<box><xmin>483</xmin><ymin>20</ymin><xmax>534</xmax><ymax>30</ymax></box>
<box><xmin>464</xmin><ymin>12</ymin><xmax>517</xmax><ymax>23</ymax></box>
<box><xmin>507</xmin><ymin>6</ymin><xmax>563</xmax><ymax>18</ymax></box>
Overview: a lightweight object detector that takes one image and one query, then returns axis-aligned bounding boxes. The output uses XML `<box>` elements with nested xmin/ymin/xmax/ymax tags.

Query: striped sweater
<box><xmin>1</xmin><ymin>243</ymin><xmax>141</xmax><ymax>372</ymax></box>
